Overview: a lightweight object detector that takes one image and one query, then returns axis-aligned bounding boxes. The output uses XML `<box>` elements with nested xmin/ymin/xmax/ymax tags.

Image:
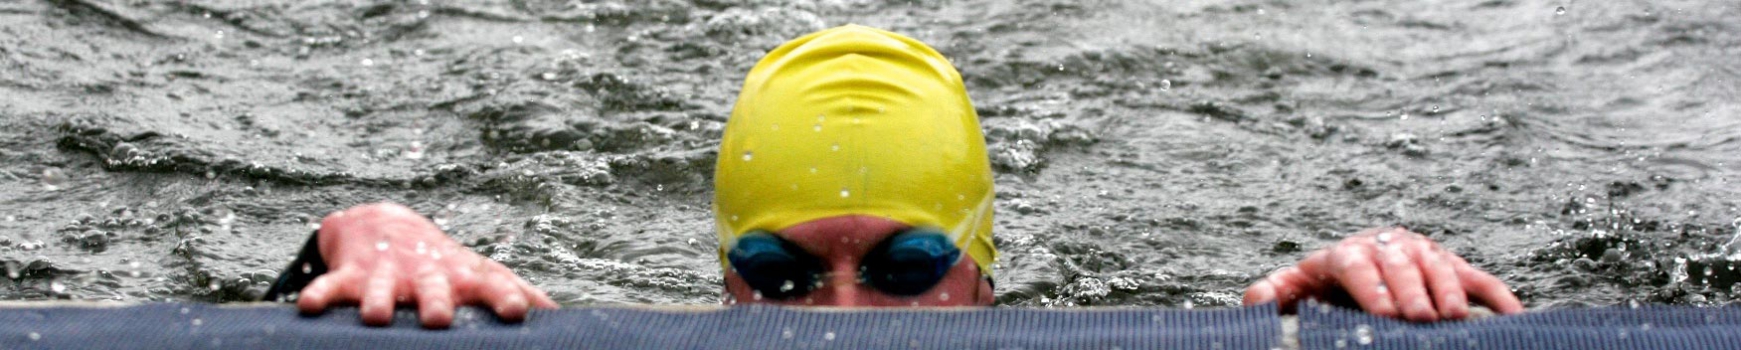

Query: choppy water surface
<box><xmin>3</xmin><ymin>0</ymin><xmax>1739</xmax><ymax>310</ymax></box>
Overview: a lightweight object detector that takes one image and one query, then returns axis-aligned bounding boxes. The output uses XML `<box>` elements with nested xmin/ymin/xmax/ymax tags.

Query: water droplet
<box><xmin>1375</xmin><ymin>232</ymin><xmax>1392</xmax><ymax>244</ymax></box>
<box><xmin>779</xmin><ymin>280</ymin><xmax>796</xmax><ymax>292</ymax></box>
<box><xmin>840</xmin><ymin>188</ymin><xmax>851</xmax><ymax>198</ymax></box>
<box><xmin>209</xmin><ymin>281</ymin><xmax>221</xmax><ymax>291</ymax></box>
<box><xmin>28</xmin><ymin>332</ymin><xmax>40</xmax><ymax>341</ymax></box>
<box><xmin>360</xmin><ymin>58</ymin><xmax>374</xmax><ymax>66</ymax></box>
<box><xmin>40</xmin><ymin>167</ymin><xmax>65</xmax><ymax>191</ymax></box>
<box><xmin>541</xmin><ymin>72</ymin><xmax>557</xmax><ymax>80</ymax></box>
<box><xmin>939</xmin><ymin>292</ymin><xmax>950</xmax><ymax>301</ymax></box>
<box><xmin>1430</xmin><ymin>105</ymin><xmax>1441</xmax><ymax>113</ymax></box>
<box><xmin>512</xmin><ymin>36</ymin><xmax>524</xmax><ymax>44</ymax></box>
<box><xmin>1555</xmin><ymin>6</ymin><xmax>1567</xmax><ymax>15</ymax></box>
<box><xmin>813</xmin><ymin>123</ymin><xmax>822</xmax><ymax>132</ymax></box>
<box><xmin>415</xmin><ymin>241</ymin><xmax>428</xmax><ymax>255</ymax></box>
<box><xmin>742</xmin><ymin>151</ymin><xmax>753</xmax><ymax>161</ymax></box>
<box><xmin>403</xmin><ymin>141</ymin><xmax>426</xmax><ymax>159</ymax></box>
<box><xmin>830</xmin><ymin>143</ymin><xmax>840</xmax><ymax>152</ymax></box>
<box><xmin>300</xmin><ymin>263</ymin><xmax>312</xmax><ymax>274</ymax></box>
<box><xmin>375</xmin><ymin>241</ymin><xmax>389</xmax><ymax>251</ymax></box>
<box><xmin>781</xmin><ymin>328</ymin><xmax>794</xmax><ymax>339</ymax></box>
<box><xmin>50</xmin><ymin>282</ymin><xmax>65</xmax><ymax>293</ymax></box>
<box><xmin>1355</xmin><ymin>324</ymin><xmax>1374</xmax><ymax>344</ymax></box>
<box><xmin>824</xmin><ymin>332</ymin><xmax>836</xmax><ymax>341</ymax></box>
<box><xmin>809</xmin><ymin>167</ymin><xmax>818</xmax><ymax>174</ymax></box>
<box><xmin>1159</xmin><ymin>79</ymin><xmax>1172</xmax><ymax>91</ymax></box>
<box><xmin>192</xmin><ymin>318</ymin><xmax>203</xmax><ymax>326</ymax></box>
<box><xmin>752</xmin><ymin>291</ymin><xmax>764</xmax><ymax>300</ymax></box>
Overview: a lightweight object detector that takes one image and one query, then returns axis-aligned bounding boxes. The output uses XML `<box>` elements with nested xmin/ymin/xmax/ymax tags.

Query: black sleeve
<box><xmin>261</xmin><ymin>230</ymin><xmax>328</xmax><ymax>302</ymax></box>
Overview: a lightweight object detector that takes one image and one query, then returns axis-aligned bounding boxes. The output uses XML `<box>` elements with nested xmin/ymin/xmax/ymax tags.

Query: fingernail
<box><xmin>497</xmin><ymin>295</ymin><xmax>528</xmax><ymax>313</ymax></box>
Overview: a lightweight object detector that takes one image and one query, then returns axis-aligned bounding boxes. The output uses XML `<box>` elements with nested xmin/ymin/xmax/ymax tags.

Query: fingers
<box><xmin>416</xmin><ymin>272</ymin><xmax>456</xmax><ymax>329</ymax></box>
<box><xmin>1244</xmin><ymin>251</ymin><xmax>1330</xmax><ymax>310</ymax></box>
<box><xmin>1378</xmin><ymin>242</ymin><xmax>1436</xmax><ymax>322</ymax></box>
<box><xmin>297</xmin><ymin>267</ymin><xmax>365</xmax><ymax>315</ymax></box>
<box><xmin>1286</xmin><ymin>227</ymin><xmax>1524</xmax><ymax>322</ymax></box>
<box><xmin>515</xmin><ymin>276</ymin><xmax>560</xmax><ymax>309</ymax></box>
<box><xmin>1243</xmin><ymin>280</ymin><xmax>1278</xmax><ymax>306</ymax></box>
<box><xmin>480</xmin><ymin>273</ymin><xmax>531</xmax><ymax>323</ymax></box>
<box><xmin>1328</xmin><ymin>244</ymin><xmax>1399</xmax><ymax>318</ymax></box>
<box><xmin>1454</xmin><ymin>257</ymin><xmax>1524</xmax><ymax>314</ymax></box>
<box><xmin>1242</xmin><ymin>268</ymin><xmax>1313</xmax><ymax>310</ymax></box>
<box><xmin>360</xmin><ymin>269</ymin><xmax>400</xmax><ymax>326</ymax></box>
<box><xmin>1416</xmin><ymin>244</ymin><xmax>1469</xmax><ymax>320</ymax></box>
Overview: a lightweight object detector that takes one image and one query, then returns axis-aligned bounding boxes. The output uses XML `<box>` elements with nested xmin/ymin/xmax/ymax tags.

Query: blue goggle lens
<box><xmin>860</xmin><ymin>230</ymin><xmax>961</xmax><ymax>296</ymax></box>
<box><xmin>726</xmin><ymin>232</ymin><xmax>823</xmax><ymax>300</ymax></box>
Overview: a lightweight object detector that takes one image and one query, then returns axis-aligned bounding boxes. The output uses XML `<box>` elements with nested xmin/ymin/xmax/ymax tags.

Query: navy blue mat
<box><xmin>1298</xmin><ymin>300</ymin><xmax>1741</xmax><ymax>349</ymax></box>
<box><xmin>0</xmin><ymin>303</ymin><xmax>1280</xmax><ymax>350</ymax></box>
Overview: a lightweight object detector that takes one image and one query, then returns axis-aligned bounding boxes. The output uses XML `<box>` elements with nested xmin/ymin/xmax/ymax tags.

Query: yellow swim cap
<box><xmin>714</xmin><ymin>24</ymin><xmax>997</xmax><ymax>277</ymax></box>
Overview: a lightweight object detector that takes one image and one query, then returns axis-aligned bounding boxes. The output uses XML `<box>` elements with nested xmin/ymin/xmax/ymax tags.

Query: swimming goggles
<box><xmin>727</xmin><ymin>228</ymin><xmax>962</xmax><ymax>299</ymax></box>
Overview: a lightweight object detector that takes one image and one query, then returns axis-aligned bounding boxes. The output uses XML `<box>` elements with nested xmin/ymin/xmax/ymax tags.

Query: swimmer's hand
<box><xmin>1241</xmin><ymin>227</ymin><xmax>1523</xmax><ymax>322</ymax></box>
<box><xmin>295</xmin><ymin>203</ymin><xmax>559</xmax><ymax>329</ymax></box>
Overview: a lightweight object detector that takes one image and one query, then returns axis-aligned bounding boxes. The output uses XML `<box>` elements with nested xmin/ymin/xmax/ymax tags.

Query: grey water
<box><xmin>2</xmin><ymin>0</ymin><xmax>1739</xmax><ymax>310</ymax></box>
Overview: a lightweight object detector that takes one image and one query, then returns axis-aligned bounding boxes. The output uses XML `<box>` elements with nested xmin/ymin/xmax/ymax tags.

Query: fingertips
<box><xmin>483</xmin><ymin>274</ymin><xmax>530</xmax><ymax>323</ymax></box>
<box><xmin>1377</xmin><ymin>245</ymin><xmax>1436</xmax><ymax>322</ymax></box>
<box><xmin>416</xmin><ymin>273</ymin><xmax>455</xmax><ymax>329</ymax></box>
<box><xmin>360</xmin><ymin>270</ymin><xmax>399</xmax><ymax>326</ymax></box>
<box><xmin>1415</xmin><ymin>246</ymin><xmax>1469</xmax><ymax>320</ymax></box>
<box><xmin>515</xmin><ymin>278</ymin><xmax>559</xmax><ymax>309</ymax></box>
<box><xmin>1243</xmin><ymin>280</ymin><xmax>1278</xmax><ymax>306</ymax></box>
<box><xmin>1459</xmin><ymin>265</ymin><xmax>1525</xmax><ymax>314</ymax></box>
<box><xmin>297</xmin><ymin>277</ymin><xmax>335</xmax><ymax>315</ymax></box>
<box><xmin>1329</xmin><ymin>247</ymin><xmax>1400</xmax><ymax>318</ymax></box>
<box><xmin>297</xmin><ymin>268</ymin><xmax>361</xmax><ymax>315</ymax></box>
<box><xmin>1246</xmin><ymin>267</ymin><xmax>1323</xmax><ymax>312</ymax></box>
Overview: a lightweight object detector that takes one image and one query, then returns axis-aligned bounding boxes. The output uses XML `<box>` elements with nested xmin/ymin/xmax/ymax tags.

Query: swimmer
<box><xmin>266</xmin><ymin>25</ymin><xmax>1523</xmax><ymax>328</ymax></box>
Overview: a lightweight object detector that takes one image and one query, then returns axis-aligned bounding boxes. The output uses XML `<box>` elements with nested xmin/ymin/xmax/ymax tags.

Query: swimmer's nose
<box><xmin>823</xmin><ymin>267</ymin><xmax>869</xmax><ymax>307</ymax></box>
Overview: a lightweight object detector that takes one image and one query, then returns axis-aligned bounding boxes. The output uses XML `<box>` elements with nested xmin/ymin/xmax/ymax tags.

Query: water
<box><xmin>1</xmin><ymin>0</ymin><xmax>1739</xmax><ymax>310</ymax></box>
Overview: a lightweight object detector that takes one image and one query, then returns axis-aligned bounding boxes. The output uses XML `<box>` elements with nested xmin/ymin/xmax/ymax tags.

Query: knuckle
<box><xmin>1335</xmin><ymin>257</ymin><xmax>1367</xmax><ymax>271</ymax></box>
